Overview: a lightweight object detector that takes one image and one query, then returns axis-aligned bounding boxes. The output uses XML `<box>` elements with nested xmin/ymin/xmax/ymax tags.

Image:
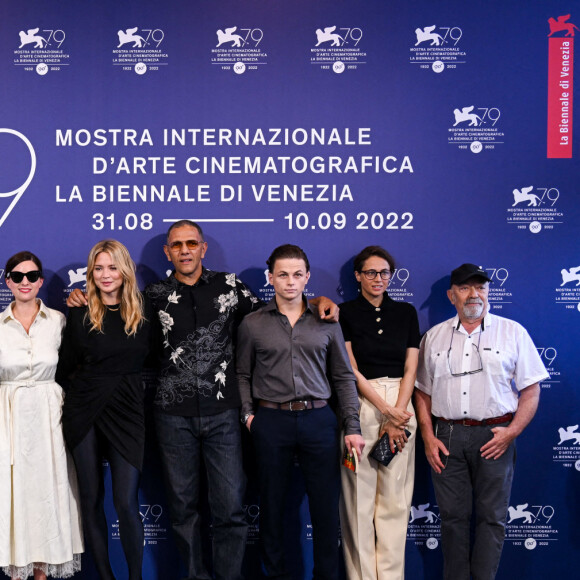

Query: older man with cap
<box><xmin>415</xmin><ymin>263</ymin><xmax>549</xmax><ymax>580</ymax></box>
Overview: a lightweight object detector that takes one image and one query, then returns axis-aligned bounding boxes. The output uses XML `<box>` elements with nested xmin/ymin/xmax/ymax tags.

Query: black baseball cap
<box><xmin>449</xmin><ymin>264</ymin><xmax>491</xmax><ymax>287</ymax></box>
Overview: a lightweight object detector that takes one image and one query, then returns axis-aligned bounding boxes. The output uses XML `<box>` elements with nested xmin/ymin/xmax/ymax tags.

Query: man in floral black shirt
<box><xmin>144</xmin><ymin>220</ymin><xmax>260</xmax><ymax>580</ymax></box>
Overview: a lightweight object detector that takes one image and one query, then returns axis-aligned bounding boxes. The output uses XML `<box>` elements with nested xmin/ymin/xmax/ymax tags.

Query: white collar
<box><xmin>450</xmin><ymin>308</ymin><xmax>492</xmax><ymax>335</ymax></box>
<box><xmin>0</xmin><ymin>299</ymin><xmax>48</xmax><ymax>323</ymax></box>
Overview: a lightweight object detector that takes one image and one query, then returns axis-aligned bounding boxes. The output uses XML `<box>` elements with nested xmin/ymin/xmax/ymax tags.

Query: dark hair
<box><xmin>353</xmin><ymin>245</ymin><xmax>396</xmax><ymax>273</ymax></box>
<box><xmin>166</xmin><ymin>220</ymin><xmax>204</xmax><ymax>242</ymax></box>
<box><xmin>266</xmin><ymin>244</ymin><xmax>310</xmax><ymax>272</ymax></box>
<box><xmin>5</xmin><ymin>251</ymin><xmax>43</xmax><ymax>277</ymax></box>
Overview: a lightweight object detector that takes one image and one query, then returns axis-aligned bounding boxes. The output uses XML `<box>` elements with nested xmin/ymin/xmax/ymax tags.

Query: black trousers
<box><xmin>251</xmin><ymin>405</ymin><xmax>341</xmax><ymax>580</ymax></box>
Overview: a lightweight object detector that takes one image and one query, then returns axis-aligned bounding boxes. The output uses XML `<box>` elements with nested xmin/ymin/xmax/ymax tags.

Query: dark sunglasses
<box><xmin>6</xmin><ymin>270</ymin><xmax>43</xmax><ymax>283</ymax></box>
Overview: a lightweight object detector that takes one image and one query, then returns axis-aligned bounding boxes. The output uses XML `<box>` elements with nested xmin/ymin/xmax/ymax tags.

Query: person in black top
<box><xmin>338</xmin><ymin>246</ymin><xmax>421</xmax><ymax>580</ymax></box>
<box><xmin>144</xmin><ymin>221</ymin><xmax>260</xmax><ymax>580</ymax></box>
<box><xmin>57</xmin><ymin>240</ymin><xmax>150</xmax><ymax>580</ymax></box>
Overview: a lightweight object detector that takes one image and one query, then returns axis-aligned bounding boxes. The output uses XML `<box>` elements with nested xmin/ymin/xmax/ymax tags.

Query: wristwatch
<box><xmin>241</xmin><ymin>413</ymin><xmax>252</xmax><ymax>425</ymax></box>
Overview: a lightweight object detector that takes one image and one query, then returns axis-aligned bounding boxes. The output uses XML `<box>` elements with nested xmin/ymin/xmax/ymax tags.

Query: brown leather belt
<box><xmin>438</xmin><ymin>412</ymin><xmax>513</xmax><ymax>427</ymax></box>
<box><xmin>258</xmin><ymin>399</ymin><xmax>327</xmax><ymax>412</ymax></box>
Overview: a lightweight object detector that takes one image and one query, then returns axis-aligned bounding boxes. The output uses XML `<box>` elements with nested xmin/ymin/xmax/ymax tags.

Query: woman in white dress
<box><xmin>0</xmin><ymin>252</ymin><xmax>83</xmax><ymax>580</ymax></box>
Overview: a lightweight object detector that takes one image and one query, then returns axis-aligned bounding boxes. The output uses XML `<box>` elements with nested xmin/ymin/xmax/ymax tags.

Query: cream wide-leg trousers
<box><xmin>340</xmin><ymin>377</ymin><xmax>416</xmax><ymax>580</ymax></box>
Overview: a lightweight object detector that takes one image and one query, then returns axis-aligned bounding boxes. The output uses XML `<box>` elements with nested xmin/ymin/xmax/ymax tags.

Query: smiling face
<box><xmin>355</xmin><ymin>255</ymin><xmax>391</xmax><ymax>302</ymax></box>
<box><xmin>268</xmin><ymin>258</ymin><xmax>310</xmax><ymax>305</ymax></box>
<box><xmin>447</xmin><ymin>277</ymin><xmax>489</xmax><ymax>323</ymax></box>
<box><xmin>92</xmin><ymin>251</ymin><xmax>124</xmax><ymax>303</ymax></box>
<box><xmin>6</xmin><ymin>260</ymin><xmax>43</xmax><ymax>305</ymax></box>
<box><xmin>164</xmin><ymin>225</ymin><xmax>207</xmax><ymax>285</ymax></box>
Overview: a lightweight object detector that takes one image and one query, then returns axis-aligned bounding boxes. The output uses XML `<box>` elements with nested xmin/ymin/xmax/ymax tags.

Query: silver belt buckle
<box><xmin>289</xmin><ymin>400</ymin><xmax>308</xmax><ymax>411</ymax></box>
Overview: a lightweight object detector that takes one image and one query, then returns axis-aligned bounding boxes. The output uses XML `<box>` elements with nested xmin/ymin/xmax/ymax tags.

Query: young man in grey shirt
<box><xmin>237</xmin><ymin>244</ymin><xmax>364</xmax><ymax>580</ymax></box>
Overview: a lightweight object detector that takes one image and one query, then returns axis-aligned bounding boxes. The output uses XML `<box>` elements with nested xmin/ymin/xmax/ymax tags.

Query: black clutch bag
<box><xmin>369</xmin><ymin>429</ymin><xmax>411</xmax><ymax>467</ymax></box>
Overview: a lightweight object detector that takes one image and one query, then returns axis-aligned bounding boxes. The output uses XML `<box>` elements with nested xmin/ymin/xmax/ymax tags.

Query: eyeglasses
<box><xmin>6</xmin><ymin>270</ymin><xmax>43</xmax><ymax>283</ymax></box>
<box><xmin>360</xmin><ymin>269</ymin><xmax>391</xmax><ymax>280</ymax></box>
<box><xmin>167</xmin><ymin>240</ymin><xmax>204</xmax><ymax>251</ymax></box>
<box><xmin>447</xmin><ymin>328</ymin><xmax>483</xmax><ymax>377</ymax></box>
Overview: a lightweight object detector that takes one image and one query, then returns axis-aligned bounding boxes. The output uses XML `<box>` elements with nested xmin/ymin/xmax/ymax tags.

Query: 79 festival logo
<box><xmin>407</xmin><ymin>502</ymin><xmax>441</xmax><ymax>549</ymax></box>
<box><xmin>385</xmin><ymin>268</ymin><xmax>414</xmax><ymax>303</ymax></box>
<box><xmin>140</xmin><ymin>504</ymin><xmax>168</xmax><ymax>545</ymax></box>
<box><xmin>552</xmin><ymin>420</ymin><xmax>580</xmax><ymax>471</ymax></box>
<box><xmin>111</xmin><ymin>504</ymin><xmax>168</xmax><ymax>545</ymax></box>
<box><xmin>554</xmin><ymin>264</ymin><xmax>580</xmax><ymax>313</ymax></box>
<box><xmin>13</xmin><ymin>26</ymin><xmax>69</xmax><ymax>75</ymax></box>
<box><xmin>112</xmin><ymin>27</ymin><xmax>168</xmax><ymax>75</ymax></box>
<box><xmin>243</xmin><ymin>503</ymin><xmax>260</xmax><ymax>545</ymax></box>
<box><xmin>409</xmin><ymin>24</ymin><xmax>466</xmax><ymax>73</ymax></box>
<box><xmin>483</xmin><ymin>267</ymin><xmax>512</xmax><ymax>311</ymax></box>
<box><xmin>506</xmin><ymin>185</ymin><xmax>563</xmax><ymax>234</ymax></box>
<box><xmin>448</xmin><ymin>106</ymin><xmax>504</xmax><ymax>152</ymax></box>
<box><xmin>211</xmin><ymin>26</ymin><xmax>268</xmax><ymax>74</ymax></box>
<box><xmin>536</xmin><ymin>347</ymin><xmax>558</xmax><ymax>390</ymax></box>
<box><xmin>553</xmin><ymin>422</ymin><xmax>580</xmax><ymax>471</ymax></box>
<box><xmin>505</xmin><ymin>501</ymin><xmax>558</xmax><ymax>550</ymax></box>
<box><xmin>310</xmin><ymin>26</ymin><xmax>366</xmax><ymax>74</ymax></box>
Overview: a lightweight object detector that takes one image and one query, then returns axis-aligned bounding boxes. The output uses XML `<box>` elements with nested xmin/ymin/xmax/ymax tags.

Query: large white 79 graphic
<box><xmin>0</xmin><ymin>129</ymin><xmax>36</xmax><ymax>228</ymax></box>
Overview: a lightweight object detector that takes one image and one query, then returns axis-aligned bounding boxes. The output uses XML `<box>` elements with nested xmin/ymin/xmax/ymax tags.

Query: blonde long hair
<box><xmin>85</xmin><ymin>239</ymin><xmax>144</xmax><ymax>336</ymax></box>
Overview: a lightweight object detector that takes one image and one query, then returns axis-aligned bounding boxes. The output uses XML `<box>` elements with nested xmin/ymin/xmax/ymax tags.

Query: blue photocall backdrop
<box><xmin>0</xmin><ymin>1</ymin><xmax>578</xmax><ymax>578</ymax></box>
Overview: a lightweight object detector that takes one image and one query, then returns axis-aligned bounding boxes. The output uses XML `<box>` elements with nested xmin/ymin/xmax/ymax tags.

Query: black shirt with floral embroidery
<box><xmin>145</xmin><ymin>268</ymin><xmax>260</xmax><ymax>416</ymax></box>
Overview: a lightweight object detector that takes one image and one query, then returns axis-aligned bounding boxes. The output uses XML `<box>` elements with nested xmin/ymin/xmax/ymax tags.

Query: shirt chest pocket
<box><xmin>480</xmin><ymin>347</ymin><xmax>516</xmax><ymax>387</ymax></box>
<box><xmin>430</xmin><ymin>350</ymin><xmax>448</xmax><ymax>379</ymax></box>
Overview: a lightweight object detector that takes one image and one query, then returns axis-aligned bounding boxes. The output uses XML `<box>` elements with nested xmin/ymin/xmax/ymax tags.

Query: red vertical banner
<box><xmin>547</xmin><ymin>28</ymin><xmax>574</xmax><ymax>158</ymax></box>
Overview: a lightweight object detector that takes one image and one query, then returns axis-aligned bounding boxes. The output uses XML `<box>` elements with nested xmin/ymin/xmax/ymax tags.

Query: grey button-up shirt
<box><xmin>236</xmin><ymin>297</ymin><xmax>361</xmax><ymax>435</ymax></box>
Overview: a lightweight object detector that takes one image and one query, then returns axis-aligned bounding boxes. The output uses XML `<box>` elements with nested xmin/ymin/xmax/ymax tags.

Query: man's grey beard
<box><xmin>463</xmin><ymin>301</ymin><xmax>484</xmax><ymax>320</ymax></box>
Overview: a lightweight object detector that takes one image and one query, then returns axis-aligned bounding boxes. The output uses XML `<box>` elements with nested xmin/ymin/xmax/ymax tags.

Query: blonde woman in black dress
<box><xmin>57</xmin><ymin>240</ymin><xmax>150</xmax><ymax>580</ymax></box>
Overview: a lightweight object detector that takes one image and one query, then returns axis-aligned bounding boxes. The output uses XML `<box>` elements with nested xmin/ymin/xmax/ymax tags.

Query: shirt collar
<box><xmin>450</xmin><ymin>308</ymin><xmax>493</xmax><ymax>334</ymax></box>
<box><xmin>355</xmin><ymin>291</ymin><xmax>393</xmax><ymax>311</ymax></box>
<box><xmin>37</xmin><ymin>299</ymin><xmax>50</xmax><ymax>318</ymax></box>
<box><xmin>0</xmin><ymin>305</ymin><xmax>11</xmax><ymax>324</ymax></box>
<box><xmin>264</xmin><ymin>295</ymin><xmax>314</xmax><ymax>315</ymax></box>
<box><xmin>168</xmin><ymin>266</ymin><xmax>212</xmax><ymax>288</ymax></box>
<box><xmin>1</xmin><ymin>299</ymin><xmax>48</xmax><ymax>323</ymax></box>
